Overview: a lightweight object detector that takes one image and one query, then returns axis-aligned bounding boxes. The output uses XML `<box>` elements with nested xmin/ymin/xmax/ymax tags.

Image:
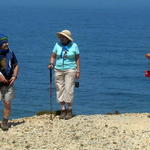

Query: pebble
<box><xmin>0</xmin><ymin>113</ymin><xmax>150</xmax><ymax>150</ymax></box>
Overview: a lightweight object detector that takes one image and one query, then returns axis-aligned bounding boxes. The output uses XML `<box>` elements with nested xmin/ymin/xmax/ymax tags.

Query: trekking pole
<box><xmin>49</xmin><ymin>68</ymin><xmax>53</xmax><ymax>120</ymax></box>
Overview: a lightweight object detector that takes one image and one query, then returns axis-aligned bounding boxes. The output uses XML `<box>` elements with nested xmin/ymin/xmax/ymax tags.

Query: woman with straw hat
<box><xmin>48</xmin><ymin>30</ymin><xmax>80</xmax><ymax>120</ymax></box>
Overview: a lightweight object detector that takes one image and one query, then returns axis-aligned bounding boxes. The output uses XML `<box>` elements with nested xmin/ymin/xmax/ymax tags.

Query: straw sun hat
<box><xmin>57</xmin><ymin>30</ymin><xmax>73</xmax><ymax>41</ymax></box>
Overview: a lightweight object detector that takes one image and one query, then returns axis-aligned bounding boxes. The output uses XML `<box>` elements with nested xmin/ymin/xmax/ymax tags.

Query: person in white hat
<box><xmin>48</xmin><ymin>30</ymin><xmax>80</xmax><ymax>120</ymax></box>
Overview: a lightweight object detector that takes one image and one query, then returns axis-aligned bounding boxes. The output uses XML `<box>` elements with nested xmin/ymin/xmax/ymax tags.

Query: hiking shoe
<box><xmin>65</xmin><ymin>109</ymin><xmax>73</xmax><ymax>120</ymax></box>
<box><xmin>59</xmin><ymin>110</ymin><xmax>66</xmax><ymax>119</ymax></box>
<box><xmin>1</xmin><ymin>118</ymin><xmax>9</xmax><ymax>131</ymax></box>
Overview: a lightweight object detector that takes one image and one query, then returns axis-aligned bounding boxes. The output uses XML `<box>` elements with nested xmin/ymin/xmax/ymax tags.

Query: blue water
<box><xmin>0</xmin><ymin>6</ymin><xmax>150</xmax><ymax>119</ymax></box>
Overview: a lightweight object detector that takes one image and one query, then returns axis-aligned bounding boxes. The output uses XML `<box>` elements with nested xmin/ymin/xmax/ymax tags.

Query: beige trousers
<box><xmin>55</xmin><ymin>69</ymin><xmax>76</xmax><ymax>103</ymax></box>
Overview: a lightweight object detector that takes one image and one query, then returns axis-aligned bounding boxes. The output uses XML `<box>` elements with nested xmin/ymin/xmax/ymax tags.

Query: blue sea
<box><xmin>0</xmin><ymin>5</ymin><xmax>150</xmax><ymax>119</ymax></box>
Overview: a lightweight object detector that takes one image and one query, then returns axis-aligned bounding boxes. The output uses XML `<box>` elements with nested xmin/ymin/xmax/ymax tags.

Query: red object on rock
<box><xmin>144</xmin><ymin>70</ymin><xmax>150</xmax><ymax>77</ymax></box>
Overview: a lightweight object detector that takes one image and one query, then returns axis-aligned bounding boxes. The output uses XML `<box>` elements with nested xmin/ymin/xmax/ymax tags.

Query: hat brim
<box><xmin>57</xmin><ymin>32</ymin><xmax>73</xmax><ymax>41</ymax></box>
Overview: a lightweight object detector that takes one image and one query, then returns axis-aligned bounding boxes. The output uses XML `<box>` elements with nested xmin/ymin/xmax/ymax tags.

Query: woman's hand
<box><xmin>48</xmin><ymin>64</ymin><xmax>54</xmax><ymax>69</ymax></box>
<box><xmin>76</xmin><ymin>72</ymin><xmax>80</xmax><ymax>79</ymax></box>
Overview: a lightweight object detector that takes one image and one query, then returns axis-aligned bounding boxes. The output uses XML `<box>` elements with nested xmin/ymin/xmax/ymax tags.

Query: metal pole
<box><xmin>49</xmin><ymin>69</ymin><xmax>53</xmax><ymax>120</ymax></box>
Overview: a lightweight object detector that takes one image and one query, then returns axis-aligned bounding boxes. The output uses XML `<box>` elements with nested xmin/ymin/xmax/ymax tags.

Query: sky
<box><xmin>3</xmin><ymin>0</ymin><xmax>150</xmax><ymax>9</ymax></box>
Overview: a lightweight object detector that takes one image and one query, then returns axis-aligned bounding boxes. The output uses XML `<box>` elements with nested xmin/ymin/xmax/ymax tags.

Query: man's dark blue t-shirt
<box><xmin>0</xmin><ymin>49</ymin><xmax>18</xmax><ymax>80</ymax></box>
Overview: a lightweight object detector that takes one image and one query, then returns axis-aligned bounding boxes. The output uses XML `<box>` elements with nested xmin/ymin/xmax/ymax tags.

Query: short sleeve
<box><xmin>11</xmin><ymin>51</ymin><xmax>18</xmax><ymax>66</ymax></box>
<box><xmin>75</xmin><ymin>44</ymin><xmax>80</xmax><ymax>55</ymax></box>
<box><xmin>52</xmin><ymin>43</ymin><xmax>58</xmax><ymax>54</ymax></box>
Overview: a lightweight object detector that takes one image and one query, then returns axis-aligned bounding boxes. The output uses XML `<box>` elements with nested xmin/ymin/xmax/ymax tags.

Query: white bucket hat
<box><xmin>57</xmin><ymin>30</ymin><xmax>73</xmax><ymax>41</ymax></box>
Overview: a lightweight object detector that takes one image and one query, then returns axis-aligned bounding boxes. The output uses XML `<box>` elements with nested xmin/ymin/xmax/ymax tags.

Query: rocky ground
<box><xmin>0</xmin><ymin>113</ymin><xmax>150</xmax><ymax>150</ymax></box>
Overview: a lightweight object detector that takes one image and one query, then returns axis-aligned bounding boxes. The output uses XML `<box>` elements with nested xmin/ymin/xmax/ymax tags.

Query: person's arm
<box><xmin>75</xmin><ymin>54</ymin><xmax>80</xmax><ymax>79</ymax></box>
<box><xmin>9</xmin><ymin>64</ymin><xmax>19</xmax><ymax>85</ymax></box>
<box><xmin>48</xmin><ymin>52</ymin><xmax>56</xmax><ymax>69</ymax></box>
<box><xmin>12</xmin><ymin>64</ymin><xmax>19</xmax><ymax>78</ymax></box>
<box><xmin>0</xmin><ymin>73</ymin><xmax>8</xmax><ymax>84</ymax></box>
